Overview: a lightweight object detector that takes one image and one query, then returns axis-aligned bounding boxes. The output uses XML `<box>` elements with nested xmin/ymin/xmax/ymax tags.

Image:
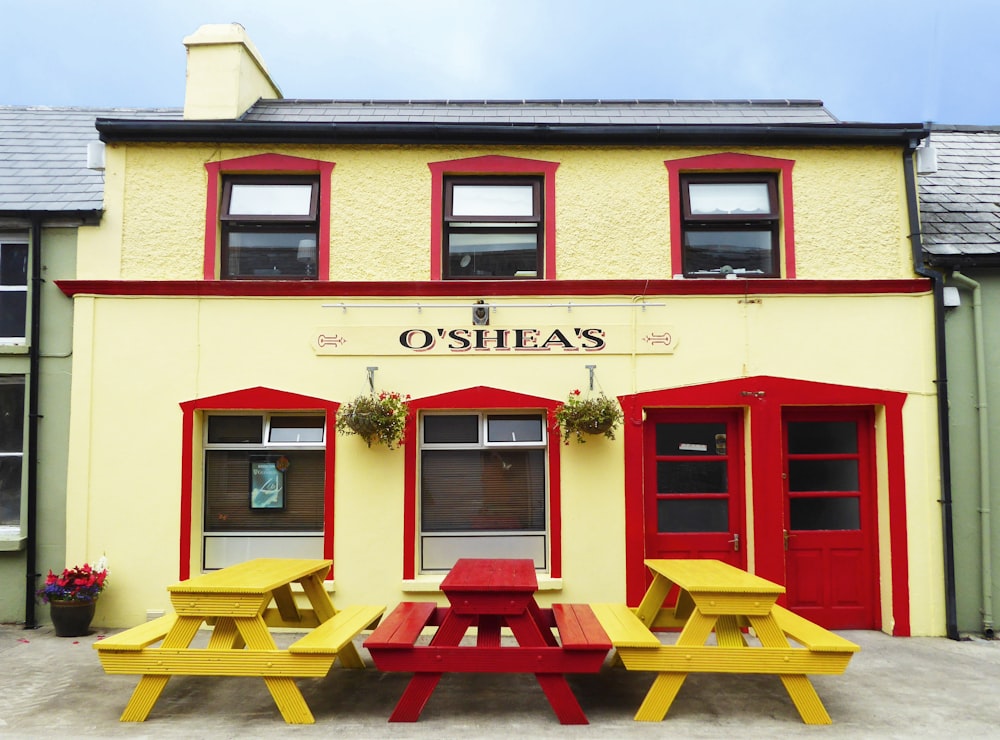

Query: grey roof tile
<box><xmin>0</xmin><ymin>105</ymin><xmax>180</xmax><ymax>212</ymax></box>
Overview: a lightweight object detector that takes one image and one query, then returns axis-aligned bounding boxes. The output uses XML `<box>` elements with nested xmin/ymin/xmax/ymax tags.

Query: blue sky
<box><xmin>3</xmin><ymin>0</ymin><xmax>997</xmax><ymax>125</ymax></box>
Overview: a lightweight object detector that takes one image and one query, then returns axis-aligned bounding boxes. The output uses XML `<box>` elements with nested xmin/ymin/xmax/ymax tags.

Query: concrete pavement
<box><xmin>3</xmin><ymin>624</ymin><xmax>999</xmax><ymax>738</ymax></box>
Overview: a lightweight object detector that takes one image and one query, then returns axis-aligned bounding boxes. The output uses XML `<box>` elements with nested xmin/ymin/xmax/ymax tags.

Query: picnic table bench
<box><xmin>94</xmin><ymin>558</ymin><xmax>384</xmax><ymax>724</ymax></box>
<box><xmin>591</xmin><ymin>559</ymin><xmax>859</xmax><ymax>725</ymax></box>
<box><xmin>364</xmin><ymin>558</ymin><xmax>611</xmax><ymax>725</ymax></box>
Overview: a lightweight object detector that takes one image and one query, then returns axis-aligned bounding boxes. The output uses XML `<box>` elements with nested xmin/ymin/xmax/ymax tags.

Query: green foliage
<box><xmin>554</xmin><ymin>390</ymin><xmax>624</xmax><ymax>444</ymax></box>
<box><xmin>336</xmin><ymin>391</ymin><xmax>410</xmax><ymax>449</ymax></box>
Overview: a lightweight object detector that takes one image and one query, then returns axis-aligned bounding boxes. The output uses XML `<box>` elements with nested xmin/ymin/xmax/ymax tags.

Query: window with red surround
<box><xmin>665</xmin><ymin>153</ymin><xmax>796</xmax><ymax>279</ymax></box>
<box><xmin>428</xmin><ymin>155</ymin><xmax>559</xmax><ymax>280</ymax></box>
<box><xmin>203</xmin><ymin>154</ymin><xmax>335</xmax><ymax>280</ymax></box>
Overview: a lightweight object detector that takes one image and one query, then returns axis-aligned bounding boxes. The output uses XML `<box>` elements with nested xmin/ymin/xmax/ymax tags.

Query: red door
<box><xmin>781</xmin><ymin>408</ymin><xmax>879</xmax><ymax>629</ymax></box>
<box><xmin>644</xmin><ymin>409</ymin><xmax>746</xmax><ymax>567</ymax></box>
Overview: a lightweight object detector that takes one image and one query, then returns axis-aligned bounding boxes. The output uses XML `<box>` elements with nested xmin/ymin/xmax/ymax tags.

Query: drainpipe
<box><xmin>23</xmin><ymin>218</ymin><xmax>42</xmax><ymax>629</ymax></box>
<box><xmin>903</xmin><ymin>141</ymin><xmax>960</xmax><ymax>640</ymax></box>
<box><xmin>949</xmin><ymin>271</ymin><xmax>993</xmax><ymax>637</ymax></box>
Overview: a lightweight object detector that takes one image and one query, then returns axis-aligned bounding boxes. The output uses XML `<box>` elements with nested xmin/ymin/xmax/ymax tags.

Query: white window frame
<box><xmin>0</xmin><ymin>238</ymin><xmax>28</xmax><ymax>344</ymax></box>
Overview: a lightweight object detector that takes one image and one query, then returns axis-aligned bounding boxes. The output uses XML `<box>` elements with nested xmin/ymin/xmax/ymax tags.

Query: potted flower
<box><xmin>554</xmin><ymin>390</ymin><xmax>624</xmax><ymax>444</ymax></box>
<box><xmin>336</xmin><ymin>390</ymin><xmax>410</xmax><ymax>449</ymax></box>
<box><xmin>37</xmin><ymin>557</ymin><xmax>109</xmax><ymax>637</ymax></box>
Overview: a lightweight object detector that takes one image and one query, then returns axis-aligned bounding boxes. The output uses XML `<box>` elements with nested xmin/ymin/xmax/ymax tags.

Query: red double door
<box><xmin>643</xmin><ymin>407</ymin><xmax>878</xmax><ymax>629</ymax></box>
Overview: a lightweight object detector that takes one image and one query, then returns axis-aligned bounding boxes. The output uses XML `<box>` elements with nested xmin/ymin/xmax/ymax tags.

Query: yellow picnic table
<box><xmin>94</xmin><ymin>558</ymin><xmax>384</xmax><ymax>724</ymax></box>
<box><xmin>592</xmin><ymin>559</ymin><xmax>859</xmax><ymax>725</ymax></box>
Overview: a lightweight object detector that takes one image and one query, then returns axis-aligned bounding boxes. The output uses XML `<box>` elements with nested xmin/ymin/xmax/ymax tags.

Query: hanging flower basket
<box><xmin>554</xmin><ymin>390</ymin><xmax>624</xmax><ymax>444</ymax></box>
<box><xmin>336</xmin><ymin>391</ymin><xmax>410</xmax><ymax>449</ymax></box>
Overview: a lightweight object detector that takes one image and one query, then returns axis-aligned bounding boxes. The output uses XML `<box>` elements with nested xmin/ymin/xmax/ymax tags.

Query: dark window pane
<box><xmin>0</xmin><ymin>292</ymin><xmax>26</xmax><ymax>338</ymax></box>
<box><xmin>790</xmin><ymin>497</ymin><xmax>860</xmax><ymax>530</ymax></box>
<box><xmin>447</xmin><ymin>232</ymin><xmax>538</xmax><ymax>277</ymax></box>
<box><xmin>0</xmin><ymin>456</ymin><xmax>22</xmax><ymax>526</ymax></box>
<box><xmin>788</xmin><ymin>459</ymin><xmax>859</xmax><ymax>492</ymax></box>
<box><xmin>658</xmin><ymin>499</ymin><xmax>728</xmax><ymax>533</ymax></box>
<box><xmin>787</xmin><ymin>421</ymin><xmax>857</xmax><ymax>454</ymax></box>
<box><xmin>421</xmin><ymin>449</ymin><xmax>545</xmax><ymax>532</ymax></box>
<box><xmin>657</xmin><ymin>460</ymin><xmax>727</xmax><ymax>493</ymax></box>
<box><xmin>269</xmin><ymin>416</ymin><xmax>324</xmax><ymax>443</ymax></box>
<box><xmin>0</xmin><ymin>379</ymin><xmax>25</xmax><ymax>453</ymax></box>
<box><xmin>0</xmin><ymin>244</ymin><xmax>28</xmax><ymax>285</ymax></box>
<box><xmin>655</xmin><ymin>422</ymin><xmax>727</xmax><ymax>456</ymax></box>
<box><xmin>684</xmin><ymin>230</ymin><xmax>774</xmax><ymax>275</ymax></box>
<box><xmin>423</xmin><ymin>415</ymin><xmax>479</xmax><ymax>444</ymax></box>
<box><xmin>208</xmin><ymin>415</ymin><xmax>263</xmax><ymax>444</ymax></box>
<box><xmin>225</xmin><ymin>231</ymin><xmax>317</xmax><ymax>278</ymax></box>
<box><xmin>487</xmin><ymin>415</ymin><xmax>543</xmax><ymax>443</ymax></box>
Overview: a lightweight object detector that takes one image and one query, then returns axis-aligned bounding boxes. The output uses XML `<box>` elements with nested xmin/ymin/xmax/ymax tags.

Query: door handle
<box><xmin>783</xmin><ymin>529</ymin><xmax>795</xmax><ymax>551</ymax></box>
<box><xmin>728</xmin><ymin>533</ymin><xmax>740</xmax><ymax>552</ymax></box>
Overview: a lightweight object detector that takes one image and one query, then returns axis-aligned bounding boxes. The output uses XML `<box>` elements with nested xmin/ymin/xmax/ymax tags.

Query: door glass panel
<box><xmin>790</xmin><ymin>497</ymin><xmax>860</xmax><ymax>530</ymax></box>
<box><xmin>787</xmin><ymin>421</ymin><xmax>857</xmax><ymax>454</ymax></box>
<box><xmin>788</xmin><ymin>459</ymin><xmax>858</xmax><ymax>492</ymax></box>
<box><xmin>657</xmin><ymin>460</ymin><xmax>727</xmax><ymax>493</ymax></box>
<box><xmin>658</xmin><ymin>499</ymin><xmax>728</xmax><ymax>533</ymax></box>
<box><xmin>655</xmin><ymin>422</ymin><xmax>726</xmax><ymax>456</ymax></box>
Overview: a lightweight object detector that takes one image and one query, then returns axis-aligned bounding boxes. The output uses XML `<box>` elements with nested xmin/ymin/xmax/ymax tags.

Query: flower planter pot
<box><xmin>578</xmin><ymin>418</ymin><xmax>615</xmax><ymax>436</ymax></box>
<box><xmin>49</xmin><ymin>600</ymin><xmax>96</xmax><ymax>637</ymax></box>
<box><xmin>343</xmin><ymin>412</ymin><xmax>380</xmax><ymax>440</ymax></box>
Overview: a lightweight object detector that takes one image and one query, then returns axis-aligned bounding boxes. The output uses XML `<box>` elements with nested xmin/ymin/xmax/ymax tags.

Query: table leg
<box><xmin>207</xmin><ymin>617</ymin><xmax>243</xmax><ymax>649</ymax></box>
<box><xmin>635</xmin><ymin>574</ymin><xmax>673</xmax><ymax>627</ymax></box>
<box><xmin>119</xmin><ymin>616</ymin><xmax>202</xmax><ymax>722</ymax></box>
<box><xmin>237</xmin><ymin>616</ymin><xmax>315</xmax><ymax>724</ymax></box>
<box><xmin>636</xmin><ymin>607</ymin><xmax>717</xmax><ymax>722</ymax></box>
<box><xmin>477</xmin><ymin>614</ymin><xmax>501</xmax><ymax>647</ymax></box>
<box><xmin>748</xmin><ymin>614</ymin><xmax>832</xmax><ymax>725</ymax></box>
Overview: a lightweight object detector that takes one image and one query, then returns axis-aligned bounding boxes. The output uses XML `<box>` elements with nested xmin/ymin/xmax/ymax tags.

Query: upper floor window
<box><xmin>0</xmin><ymin>375</ymin><xmax>25</xmax><ymax>529</ymax></box>
<box><xmin>0</xmin><ymin>240</ymin><xmax>28</xmax><ymax>342</ymax></box>
<box><xmin>428</xmin><ymin>155</ymin><xmax>559</xmax><ymax>280</ymax></box>
<box><xmin>220</xmin><ymin>176</ymin><xmax>320</xmax><ymax>280</ymax></box>
<box><xmin>680</xmin><ymin>174</ymin><xmax>779</xmax><ymax>278</ymax></box>
<box><xmin>443</xmin><ymin>177</ymin><xmax>543</xmax><ymax>279</ymax></box>
<box><xmin>665</xmin><ymin>153</ymin><xmax>796</xmax><ymax>279</ymax></box>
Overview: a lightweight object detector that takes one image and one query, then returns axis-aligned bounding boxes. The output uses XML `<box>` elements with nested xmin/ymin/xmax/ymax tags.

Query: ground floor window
<box><xmin>202</xmin><ymin>412</ymin><xmax>325</xmax><ymax>569</ymax></box>
<box><xmin>419</xmin><ymin>411</ymin><xmax>548</xmax><ymax>571</ymax></box>
<box><xmin>0</xmin><ymin>375</ymin><xmax>24</xmax><ymax>529</ymax></box>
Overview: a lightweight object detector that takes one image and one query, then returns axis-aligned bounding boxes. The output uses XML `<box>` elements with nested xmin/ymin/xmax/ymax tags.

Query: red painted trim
<box><xmin>428</xmin><ymin>155</ymin><xmax>560</xmax><ymax>280</ymax></box>
<box><xmin>665</xmin><ymin>152</ymin><xmax>796</xmax><ymax>279</ymax></box>
<box><xmin>619</xmin><ymin>375</ymin><xmax>912</xmax><ymax>633</ymax></box>
<box><xmin>403</xmin><ymin>386</ymin><xmax>562</xmax><ymax>579</ymax></box>
<box><xmin>177</xmin><ymin>386</ymin><xmax>340</xmax><ymax>581</ymax></box>
<box><xmin>203</xmin><ymin>154</ymin><xmax>335</xmax><ymax>280</ymax></box>
<box><xmin>56</xmin><ymin>277</ymin><xmax>932</xmax><ymax>299</ymax></box>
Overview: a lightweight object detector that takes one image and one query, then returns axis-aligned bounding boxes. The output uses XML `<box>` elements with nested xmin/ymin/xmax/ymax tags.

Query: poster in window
<box><xmin>250</xmin><ymin>458</ymin><xmax>285</xmax><ymax>509</ymax></box>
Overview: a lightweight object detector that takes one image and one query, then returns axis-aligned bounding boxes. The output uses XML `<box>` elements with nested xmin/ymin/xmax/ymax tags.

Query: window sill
<box><xmin>0</xmin><ymin>533</ymin><xmax>27</xmax><ymax>552</ymax></box>
<box><xmin>0</xmin><ymin>344</ymin><xmax>28</xmax><ymax>355</ymax></box>
<box><xmin>402</xmin><ymin>575</ymin><xmax>563</xmax><ymax>593</ymax></box>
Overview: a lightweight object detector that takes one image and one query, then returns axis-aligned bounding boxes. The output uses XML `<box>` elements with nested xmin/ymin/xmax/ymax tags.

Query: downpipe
<box><xmin>23</xmin><ymin>218</ymin><xmax>42</xmax><ymax>629</ymax></box>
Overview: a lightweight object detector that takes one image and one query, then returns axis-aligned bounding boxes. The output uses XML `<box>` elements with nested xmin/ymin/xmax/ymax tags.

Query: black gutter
<box><xmin>96</xmin><ymin>119</ymin><xmax>929</xmax><ymax>147</ymax></box>
<box><xmin>904</xmin><ymin>144</ymin><xmax>960</xmax><ymax>640</ymax></box>
<box><xmin>23</xmin><ymin>218</ymin><xmax>42</xmax><ymax>629</ymax></box>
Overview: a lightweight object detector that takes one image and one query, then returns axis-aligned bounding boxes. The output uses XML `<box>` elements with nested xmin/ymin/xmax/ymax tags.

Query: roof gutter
<box><xmin>904</xmin><ymin>140</ymin><xmax>960</xmax><ymax>640</ymax></box>
<box><xmin>96</xmin><ymin>119</ymin><xmax>928</xmax><ymax>146</ymax></box>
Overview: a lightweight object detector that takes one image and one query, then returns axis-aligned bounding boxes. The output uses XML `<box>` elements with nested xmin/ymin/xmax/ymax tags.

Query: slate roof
<box><xmin>921</xmin><ymin>126</ymin><xmax>1000</xmax><ymax>262</ymax></box>
<box><xmin>240</xmin><ymin>98</ymin><xmax>840</xmax><ymax>125</ymax></box>
<box><xmin>0</xmin><ymin>105</ymin><xmax>179</xmax><ymax>213</ymax></box>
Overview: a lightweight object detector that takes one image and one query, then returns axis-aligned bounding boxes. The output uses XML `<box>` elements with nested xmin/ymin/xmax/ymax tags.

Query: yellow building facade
<box><xmin>61</xmin><ymin>25</ymin><xmax>941</xmax><ymax>634</ymax></box>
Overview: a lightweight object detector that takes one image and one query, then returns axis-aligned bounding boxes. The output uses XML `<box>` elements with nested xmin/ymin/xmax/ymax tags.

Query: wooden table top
<box><xmin>645</xmin><ymin>559</ymin><xmax>785</xmax><ymax>596</ymax></box>
<box><xmin>168</xmin><ymin>558</ymin><xmax>332</xmax><ymax>595</ymax></box>
<box><xmin>440</xmin><ymin>558</ymin><xmax>538</xmax><ymax>593</ymax></box>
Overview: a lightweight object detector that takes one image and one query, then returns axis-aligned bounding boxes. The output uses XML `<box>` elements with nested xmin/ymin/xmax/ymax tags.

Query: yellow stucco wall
<box><xmin>76</xmin><ymin>143</ymin><xmax>914</xmax><ymax>282</ymax></box>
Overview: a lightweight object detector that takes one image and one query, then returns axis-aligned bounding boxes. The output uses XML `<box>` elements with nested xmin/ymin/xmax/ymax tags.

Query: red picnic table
<box><xmin>364</xmin><ymin>558</ymin><xmax>611</xmax><ymax>724</ymax></box>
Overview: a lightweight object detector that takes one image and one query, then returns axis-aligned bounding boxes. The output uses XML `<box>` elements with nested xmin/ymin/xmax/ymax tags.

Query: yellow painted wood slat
<box><xmin>589</xmin><ymin>603</ymin><xmax>662</xmax><ymax>648</ymax></box>
<box><xmin>288</xmin><ymin>604</ymin><xmax>385</xmax><ymax>656</ymax></box>
<box><xmin>167</xmin><ymin>559</ymin><xmax>332</xmax><ymax>594</ymax></box>
<box><xmin>170</xmin><ymin>592</ymin><xmax>270</xmax><ymax>618</ymax></box>
<box><xmin>262</xmin><ymin>607</ymin><xmax>322</xmax><ymax>629</ymax></box>
<box><xmin>271</xmin><ymin>583</ymin><xmax>302</xmax><ymax>623</ymax></box>
<box><xmin>96</xmin><ymin>649</ymin><xmax>337</xmax><ymax>677</ymax></box>
<box><xmin>769</xmin><ymin>605</ymin><xmax>861</xmax><ymax>653</ymax></box>
<box><xmin>298</xmin><ymin>573</ymin><xmax>336</xmax><ymax>622</ymax></box>
<box><xmin>645</xmin><ymin>559</ymin><xmax>786</xmax><ymax>595</ymax></box>
<box><xmin>93</xmin><ymin>614</ymin><xmax>178</xmax><ymax>652</ymax></box>
<box><xmin>614</xmin><ymin>645</ymin><xmax>855</xmax><ymax>674</ymax></box>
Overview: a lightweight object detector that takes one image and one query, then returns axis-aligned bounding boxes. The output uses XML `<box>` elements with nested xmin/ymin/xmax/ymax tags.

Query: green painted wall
<box><xmin>0</xmin><ymin>226</ymin><xmax>76</xmax><ymax>625</ymax></box>
<box><xmin>944</xmin><ymin>269</ymin><xmax>1000</xmax><ymax>635</ymax></box>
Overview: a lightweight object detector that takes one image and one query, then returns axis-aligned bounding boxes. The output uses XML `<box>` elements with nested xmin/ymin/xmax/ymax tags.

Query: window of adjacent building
<box><xmin>0</xmin><ymin>240</ymin><xmax>28</xmax><ymax>342</ymax></box>
<box><xmin>220</xmin><ymin>176</ymin><xmax>320</xmax><ymax>280</ymax></box>
<box><xmin>419</xmin><ymin>411</ymin><xmax>548</xmax><ymax>571</ymax></box>
<box><xmin>679</xmin><ymin>174</ymin><xmax>780</xmax><ymax>278</ymax></box>
<box><xmin>0</xmin><ymin>376</ymin><xmax>25</xmax><ymax>529</ymax></box>
<box><xmin>202</xmin><ymin>412</ymin><xmax>325</xmax><ymax>569</ymax></box>
<box><xmin>443</xmin><ymin>177</ymin><xmax>543</xmax><ymax>279</ymax></box>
